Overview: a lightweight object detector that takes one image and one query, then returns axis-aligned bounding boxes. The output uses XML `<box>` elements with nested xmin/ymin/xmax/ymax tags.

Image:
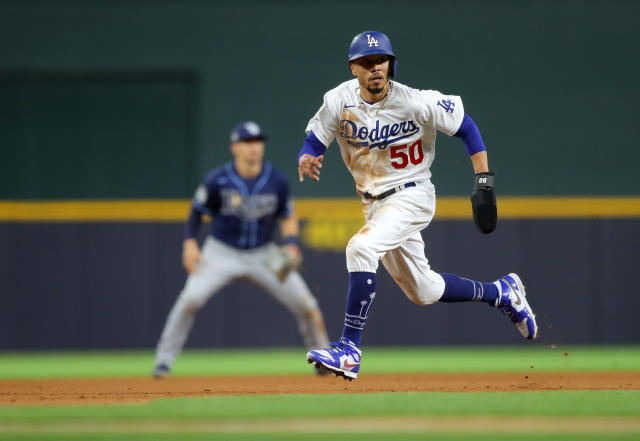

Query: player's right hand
<box><xmin>298</xmin><ymin>154</ymin><xmax>324</xmax><ymax>182</ymax></box>
<box><xmin>182</xmin><ymin>238</ymin><xmax>201</xmax><ymax>274</ymax></box>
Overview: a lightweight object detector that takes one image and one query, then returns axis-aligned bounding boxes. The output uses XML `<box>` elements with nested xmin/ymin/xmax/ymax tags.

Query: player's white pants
<box><xmin>155</xmin><ymin>237</ymin><xmax>329</xmax><ymax>368</ymax></box>
<box><xmin>346</xmin><ymin>181</ymin><xmax>445</xmax><ymax>305</ymax></box>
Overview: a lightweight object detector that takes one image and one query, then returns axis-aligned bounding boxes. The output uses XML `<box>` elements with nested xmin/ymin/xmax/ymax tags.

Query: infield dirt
<box><xmin>2</xmin><ymin>371</ymin><xmax>639</xmax><ymax>406</ymax></box>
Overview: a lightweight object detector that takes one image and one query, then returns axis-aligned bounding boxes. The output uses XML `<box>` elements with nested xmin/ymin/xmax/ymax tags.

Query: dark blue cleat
<box><xmin>151</xmin><ymin>363</ymin><xmax>170</xmax><ymax>378</ymax></box>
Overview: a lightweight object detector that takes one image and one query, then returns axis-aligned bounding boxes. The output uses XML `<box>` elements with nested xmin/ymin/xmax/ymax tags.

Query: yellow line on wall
<box><xmin>496</xmin><ymin>197</ymin><xmax>640</xmax><ymax>218</ymax></box>
<box><xmin>0</xmin><ymin>197</ymin><xmax>639</xmax><ymax>222</ymax></box>
<box><xmin>0</xmin><ymin>200</ymin><xmax>191</xmax><ymax>222</ymax></box>
<box><xmin>296</xmin><ymin>197</ymin><xmax>640</xmax><ymax>219</ymax></box>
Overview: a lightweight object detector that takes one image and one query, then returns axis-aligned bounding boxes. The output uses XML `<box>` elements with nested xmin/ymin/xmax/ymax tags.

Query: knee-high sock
<box><xmin>439</xmin><ymin>273</ymin><xmax>499</xmax><ymax>305</ymax></box>
<box><xmin>341</xmin><ymin>272</ymin><xmax>376</xmax><ymax>347</ymax></box>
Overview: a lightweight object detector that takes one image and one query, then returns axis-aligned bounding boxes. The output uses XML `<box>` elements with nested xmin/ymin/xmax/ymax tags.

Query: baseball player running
<box><xmin>299</xmin><ymin>31</ymin><xmax>538</xmax><ymax>380</ymax></box>
<box><xmin>152</xmin><ymin>121</ymin><xmax>330</xmax><ymax>378</ymax></box>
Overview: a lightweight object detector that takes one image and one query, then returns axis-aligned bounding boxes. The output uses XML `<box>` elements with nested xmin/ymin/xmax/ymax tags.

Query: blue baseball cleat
<box><xmin>306</xmin><ymin>337</ymin><xmax>362</xmax><ymax>380</ymax></box>
<box><xmin>496</xmin><ymin>273</ymin><xmax>539</xmax><ymax>340</ymax></box>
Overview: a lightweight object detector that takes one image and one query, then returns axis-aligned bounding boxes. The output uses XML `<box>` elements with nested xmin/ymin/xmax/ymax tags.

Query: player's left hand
<box><xmin>285</xmin><ymin>243</ymin><xmax>302</xmax><ymax>258</ymax></box>
<box><xmin>471</xmin><ymin>172</ymin><xmax>497</xmax><ymax>234</ymax></box>
<box><xmin>298</xmin><ymin>154</ymin><xmax>324</xmax><ymax>182</ymax></box>
<box><xmin>265</xmin><ymin>244</ymin><xmax>303</xmax><ymax>282</ymax></box>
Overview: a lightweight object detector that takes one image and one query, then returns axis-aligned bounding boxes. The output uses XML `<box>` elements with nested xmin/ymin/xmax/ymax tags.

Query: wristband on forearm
<box><xmin>284</xmin><ymin>235</ymin><xmax>301</xmax><ymax>247</ymax></box>
<box><xmin>297</xmin><ymin>131</ymin><xmax>327</xmax><ymax>165</ymax></box>
<box><xmin>474</xmin><ymin>172</ymin><xmax>495</xmax><ymax>190</ymax></box>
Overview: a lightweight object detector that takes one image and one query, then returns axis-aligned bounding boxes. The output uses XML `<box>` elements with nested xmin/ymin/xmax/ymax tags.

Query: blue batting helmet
<box><xmin>348</xmin><ymin>31</ymin><xmax>397</xmax><ymax>77</ymax></box>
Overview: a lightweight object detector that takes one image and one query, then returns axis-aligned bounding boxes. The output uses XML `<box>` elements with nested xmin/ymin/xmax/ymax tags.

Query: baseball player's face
<box><xmin>350</xmin><ymin>55</ymin><xmax>390</xmax><ymax>94</ymax></box>
<box><xmin>231</xmin><ymin>139</ymin><xmax>265</xmax><ymax>164</ymax></box>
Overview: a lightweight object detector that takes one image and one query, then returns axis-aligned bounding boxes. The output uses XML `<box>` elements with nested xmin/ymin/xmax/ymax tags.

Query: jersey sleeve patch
<box><xmin>417</xmin><ymin>90</ymin><xmax>465</xmax><ymax>136</ymax></box>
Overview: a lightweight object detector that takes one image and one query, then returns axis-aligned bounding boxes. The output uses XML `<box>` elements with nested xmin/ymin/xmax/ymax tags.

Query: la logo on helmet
<box><xmin>366</xmin><ymin>34</ymin><xmax>379</xmax><ymax>47</ymax></box>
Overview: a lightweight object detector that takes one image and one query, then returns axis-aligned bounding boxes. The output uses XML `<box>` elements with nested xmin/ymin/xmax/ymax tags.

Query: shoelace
<box><xmin>327</xmin><ymin>340</ymin><xmax>358</xmax><ymax>355</ymax></box>
<box><xmin>327</xmin><ymin>341</ymin><xmax>346</xmax><ymax>354</ymax></box>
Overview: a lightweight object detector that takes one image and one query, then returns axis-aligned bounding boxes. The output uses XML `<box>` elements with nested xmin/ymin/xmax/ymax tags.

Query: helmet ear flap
<box><xmin>349</xmin><ymin>60</ymin><xmax>357</xmax><ymax>77</ymax></box>
<box><xmin>389</xmin><ymin>56</ymin><xmax>397</xmax><ymax>78</ymax></box>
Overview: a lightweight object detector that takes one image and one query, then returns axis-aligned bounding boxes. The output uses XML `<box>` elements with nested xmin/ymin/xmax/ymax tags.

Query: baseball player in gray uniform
<box><xmin>299</xmin><ymin>31</ymin><xmax>538</xmax><ymax>380</ymax></box>
<box><xmin>152</xmin><ymin>121</ymin><xmax>330</xmax><ymax>377</ymax></box>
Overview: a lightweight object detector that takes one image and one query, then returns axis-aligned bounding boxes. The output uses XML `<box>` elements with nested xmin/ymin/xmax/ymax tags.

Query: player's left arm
<box><xmin>266</xmin><ymin>208</ymin><xmax>302</xmax><ymax>282</ymax></box>
<box><xmin>453</xmin><ymin>114</ymin><xmax>497</xmax><ymax>234</ymax></box>
<box><xmin>275</xmin><ymin>174</ymin><xmax>303</xmax><ymax>255</ymax></box>
<box><xmin>279</xmin><ymin>206</ymin><xmax>302</xmax><ymax>256</ymax></box>
<box><xmin>418</xmin><ymin>91</ymin><xmax>496</xmax><ymax>233</ymax></box>
<box><xmin>470</xmin><ymin>150</ymin><xmax>489</xmax><ymax>174</ymax></box>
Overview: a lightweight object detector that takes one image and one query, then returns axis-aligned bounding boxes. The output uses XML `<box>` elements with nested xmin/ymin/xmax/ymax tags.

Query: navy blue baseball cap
<box><xmin>230</xmin><ymin>121</ymin><xmax>267</xmax><ymax>143</ymax></box>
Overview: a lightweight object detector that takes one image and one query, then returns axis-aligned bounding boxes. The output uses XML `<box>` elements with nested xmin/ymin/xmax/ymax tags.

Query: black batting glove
<box><xmin>470</xmin><ymin>172</ymin><xmax>497</xmax><ymax>234</ymax></box>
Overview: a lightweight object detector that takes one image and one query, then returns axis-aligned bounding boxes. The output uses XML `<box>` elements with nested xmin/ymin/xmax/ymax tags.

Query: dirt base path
<box><xmin>2</xmin><ymin>371</ymin><xmax>639</xmax><ymax>406</ymax></box>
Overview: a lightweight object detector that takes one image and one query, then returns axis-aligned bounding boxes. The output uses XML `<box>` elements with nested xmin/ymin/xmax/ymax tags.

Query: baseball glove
<box><xmin>471</xmin><ymin>172</ymin><xmax>497</xmax><ymax>234</ymax></box>
<box><xmin>265</xmin><ymin>245</ymin><xmax>302</xmax><ymax>282</ymax></box>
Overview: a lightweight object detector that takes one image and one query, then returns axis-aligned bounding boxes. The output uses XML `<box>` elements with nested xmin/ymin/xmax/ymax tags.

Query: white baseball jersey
<box><xmin>306</xmin><ymin>79</ymin><xmax>464</xmax><ymax>197</ymax></box>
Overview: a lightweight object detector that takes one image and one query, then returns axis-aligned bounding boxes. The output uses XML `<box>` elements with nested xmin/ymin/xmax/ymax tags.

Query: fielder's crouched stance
<box><xmin>300</xmin><ymin>31</ymin><xmax>538</xmax><ymax>380</ymax></box>
<box><xmin>152</xmin><ymin>121</ymin><xmax>329</xmax><ymax>378</ymax></box>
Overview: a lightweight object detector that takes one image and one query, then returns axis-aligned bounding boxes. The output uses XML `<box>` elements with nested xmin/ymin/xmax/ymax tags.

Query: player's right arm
<box><xmin>182</xmin><ymin>202</ymin><xmax>204</xmax><ymax>274</ymax></box>
<box><xmin>298</xmin><ymin>132</ymin><xmax>325</xmax><ymax>182</ymax></box>
<box><xmin>298</xmin><ymin>154</ymin><xmax>324</xmax><ymax>182</ymax></box>
<box><xmin>182</xmin><ymin>236</ymin><xmax>201</xmax><ymax>274</ymax></box>
<box><xmin>182</xmin><ymin>177</ymin><xmax>220</xmax><ymax>274</ymax></box>
<box><xmin>298</xmin><ymin>90</ymin><xmax>340</xmax><ymax>182</ymax></box>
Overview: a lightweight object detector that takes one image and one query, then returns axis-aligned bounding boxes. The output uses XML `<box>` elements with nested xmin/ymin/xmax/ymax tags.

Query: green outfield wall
<box><xmin>1</xmin><ymin>0</ymin><xmax>638</xmax><ymax>198</ymax></box>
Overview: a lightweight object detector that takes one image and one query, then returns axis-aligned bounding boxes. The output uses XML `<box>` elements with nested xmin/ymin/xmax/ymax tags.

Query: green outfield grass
<box><xmin>1</xmin><ymin>390</ymin><xmax>639</xmax><ymax>420</ymax></box>
<box><xmin>1</xmin><ymin>345</ymin><xmax>638</xmax><ymax>379</ymax></box>
<box><xmin>1</xmin><ymin>346</ymin><xmax>639</xmax><ymax>441</ymax></box>
<box><xmin>5</xmin><ymin>434</ymin><xmax>640</xmax><ymax>441</ymax></box>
